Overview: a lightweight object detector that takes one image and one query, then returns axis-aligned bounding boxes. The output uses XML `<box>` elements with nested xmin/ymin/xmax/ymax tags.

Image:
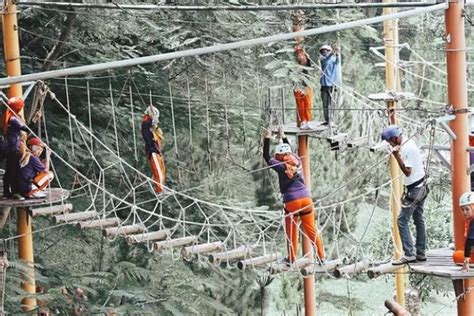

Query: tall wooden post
<box><xmin>2</xmin><ymin>0</ymin><xmax>37</xmax><ymax>311</ymax></box>
<box><xmin>293</xmin><ymin>10</ymin><xmax>316</xmax><ymax>316</ymax></box>
<box><xmin>445</xmin><ymin>1</ymin><xmax>474</xmax><ymax>315</ymax></box>
<box><xmin>383</xmin><ymin>0</ymin><xmax>405</xmax><ymax>307</ymax></box>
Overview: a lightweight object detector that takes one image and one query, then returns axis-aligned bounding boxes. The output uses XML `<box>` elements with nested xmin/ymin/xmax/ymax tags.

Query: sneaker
<box><xmin>392</xmin><ymin>255</ymin><xmax>416</xmax><ymax>266</ymax></box>
<box><xmin>305</xmin><ymin>122</ymin><xmax>315</xmax><ymax>130</ymax></box>
<box><xmin>416</xmin><ymin>255</ymin><xmax>427</xmax><ymax>262</ymax></box>
<box><xmin>26</xmin><ymin>191</ymin><xmax>46</xmax><ymax>199</ymax></box>
<box><xmin>277</xmin><ymin>257</ymin><xmax>292</xmax><ymax>266</ymax></box>
<box><xmin>12</xmin><ymin>194</ymin><xmax>25</xmax><ymax>201</ymax></box>
<box><xmin>321</xmin><ymin>121</ymin><xmax>329</xmax><ymax>126</ymax></box>
<box><xmin>300</xmin><ymin>121</ymin><xmax>308</xmax><ymax>130</ymax></box>
<box><xmin>317</xmin><ymin>257</ymin><xmax>326</xmax><ymax>265</ymax></box>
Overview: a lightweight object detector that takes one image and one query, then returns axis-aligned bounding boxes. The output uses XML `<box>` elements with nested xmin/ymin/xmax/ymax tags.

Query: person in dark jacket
<box><xmin>263</xmin><ymin>127</ymin><xmax>324</xmax><ymax>263</ymax></box>
<box><xmin>141</xmin><ymin>105</ymin><xmax>166</xmax><ymax>193</ymax></box>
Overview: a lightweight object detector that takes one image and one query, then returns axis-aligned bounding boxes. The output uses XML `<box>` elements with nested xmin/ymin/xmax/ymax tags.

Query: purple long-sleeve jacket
<box><xmin>263</xmin><ymin>137</ymin><xmax>311</xmax><ymax>203</ymax></box>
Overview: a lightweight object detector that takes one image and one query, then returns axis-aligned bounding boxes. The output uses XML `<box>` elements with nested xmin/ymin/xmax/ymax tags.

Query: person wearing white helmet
<box><xmin>453</xmin><ymin>192</ymin><xmax>474</xmax><ymax>272</ymax></box>
<box><xmin>381</xmin><ymin>125</ymin><xmax>429</xmax><ymax>265</ymax></box>
<box><xmin>262</xmin><ymin>127</ymin><xmax>325</xmax><ymax>265</ymax></box>
<box><xmin>319</xmin><ymin>43</ymin><xmax>341</xmax><ymax>126</ymax></box>
<box><xmin>141</xmin><ymin>105</ymin><xmax>166</xmax><ymax>193</ymax></box>
<box><xmin>293</xmin><ymin>46</ymin><xmax>314</xmax><ymax>130</ymax></box>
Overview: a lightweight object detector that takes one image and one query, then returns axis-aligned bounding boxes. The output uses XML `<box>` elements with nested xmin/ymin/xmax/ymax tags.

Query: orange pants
<box><xmin>149</xmin><ymin>152</ymin><xmax>166</xmax><ymax>193</ymax></box>
<box><xmin>293</xmin><ymin>86</ymin><xmax>313</xmax><ymax>123</ymax></box>
<box><xmin>453</xmin><ymin>250</ymin><xmax>474</xmax><ymax>265</ymax></box>
<box><xmin>284</xmin><ymin>197</ymin><xmax>324</xmax><ymax>262</ymax></box>
<box><xmin>27</xmin><ymin>171</ymin><xmax>54</xmax><ymax>196</ymax></box>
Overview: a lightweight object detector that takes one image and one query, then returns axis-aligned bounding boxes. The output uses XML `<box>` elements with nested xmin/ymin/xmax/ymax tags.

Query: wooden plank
<box><xmin>181</xmin><ymin>242</ymin><xmax>224</xmax><ymax>261</ymax></box>
<box><xmin>347</xmin><ymin>137</ymin><xmax>369</xmax><ymax>148</ymax></box>
<box><xmin>208</xmin><ymin>245</ymin><xmax>254</xmax><ymax>264</ymax></box>
<box><xmin>53</xmin><ymin>211</ymin><xmax>97</xmax><ymax>224</ymax></box>
<box><xmin>0</xmin><ymin>188</ymin><xmax>70</xmax><ymax>208</ymax></box>
<box><xmin>126</xmin><ymin>229</ymin><xmax>170</xmax><ymax>245</ymax></box>
<box><xmin>367</xmin><ymin>262</ymin><xmax>404</xmax><ymax>279</ymax></box>
<box><xmin>31</xmin><ymin>203</ymin><xmax>73</xmax><ymax>217</ymax></box>
<box><xmin>237</xmin><ymin>253</ymin><xmax>280</xmax><ymax>270</ymax></box>
<box><xmin>269</xmin><ymin>257</ymin><xmax>313</xmax><ymax>275</ymax></box>
<box><xmin>334</xmin><ymin>259</ymin><xmax>370</xmax><ymax>279</ymax></box>
<box><xmin>271</xmin><ymin>121</ymin><xmax>329</xmax><ymax>136</ymax></box>
<box><xmin>368</xmin><ymin>91</ymin><xmax>414</xmax><ymax>101</ymax></box>
<box><xmin>300</xmin><ymin>259</ymin><xmax>342</xmax><ymax>276</ymax></box>
<box><xmin>102</xmin><ymin>224</ymin><xmax>145</xmax><ymax>237</ymax></box>
<box><xmin>76</xmin><ymin>218</ymin><xmax>121</xmax><ymax>229</ymax></box>
<box><xmin>153</xmin><ymin>236</ymin><xmax>197</xmax><ymax>252</ymax></box>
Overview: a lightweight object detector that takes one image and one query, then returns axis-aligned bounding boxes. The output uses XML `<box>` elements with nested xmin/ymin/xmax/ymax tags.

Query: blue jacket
<box><xmin>320</xmin><ymin>53</ymin><xmax>342</xmax><ymax>87</ymax></box>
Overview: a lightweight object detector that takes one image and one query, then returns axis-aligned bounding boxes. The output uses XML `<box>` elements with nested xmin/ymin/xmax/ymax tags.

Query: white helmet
<box><xmin>146</xmin><ymin>105</ymin><xmax>160</xmax><ymax>125</ymax></box>
<box><xmin>275</xmin><ymin>141</ymin><xmax>292</xmax><ymax>155</ymax></box>
<box><xmin>319</xmin><ymin>44</ymin><xmax>332</xmax><ymax>53</ymax></box>
<box><xmin>459</xmin><ymin>192</ymin><xmax>474</xmax><ymax>207</ymax></box>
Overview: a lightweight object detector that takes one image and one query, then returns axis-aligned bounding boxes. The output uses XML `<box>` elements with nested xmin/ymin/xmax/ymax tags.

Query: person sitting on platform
<box><xmin>2</xmin><ymin>97</ymin><xmax>30</xmax><ymax>200</ymax></box>
<box><xmin>293</xmin><ymin>46</ymin><xmax>314</xmax><ymax>130</ymax></box>
<box><xmin>453</xmin><ymin>192</ymin><xmax>474</xmax><ymax>272</ymax></box>
<box><xmin>141</xmin><ymin>105</ymin><xmax>166</xmax><ymax>194</ymax></box>
<box><xmin>381</xmin><ymin>125</ymin><xmax>429</xmax><ymax>265</ymax></box>
<box><xmin>319</xmin><ymin>43</ymin><xmax>341</xmax><ymax>126</ymax></box>
<box><xmin>18</xmin><ymin>137</ymin><xmax>54</xmax><ymax>199</ymax></box>
<box><xmin>262</xmin><ymin>127</ymin><xmax>325</xmax><ymax>264</ymax></box>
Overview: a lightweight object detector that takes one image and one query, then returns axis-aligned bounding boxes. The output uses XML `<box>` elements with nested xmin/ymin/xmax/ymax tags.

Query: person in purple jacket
<box><xmin>18</xmin><ymin>137</ymin><xmax>54</xmax><ymax>198</ymax></box>
<box><xmin>262</xmin><ymin>127</ymin><xmax>325</xmax><ymax>263</ymax></box>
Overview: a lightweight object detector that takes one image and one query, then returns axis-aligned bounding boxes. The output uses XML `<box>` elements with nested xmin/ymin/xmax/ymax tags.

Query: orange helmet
<box><xmin>6</xmin><ymin>97</ymin><xmax>25</xmax><ymax>113</ymax></box>
<box><xmin>27</xmin><ymin>137</ymin><xmax>43</xmax><ymax>148</ymax></box>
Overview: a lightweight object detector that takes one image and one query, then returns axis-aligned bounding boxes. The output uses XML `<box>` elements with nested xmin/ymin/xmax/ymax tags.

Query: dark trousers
<box><xmin>321</xmin><ymin>86</ymin><xmax>337</xmax><ymax>123</ymax></box>
<box><xmin>4</xmin><ymin>151</ymin><xmax>20</xmax><ymax>196</ymax></box>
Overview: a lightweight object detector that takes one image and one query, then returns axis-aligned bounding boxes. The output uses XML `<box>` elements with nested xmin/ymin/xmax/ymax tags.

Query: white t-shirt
<box><xmin>400</xmin><ymin>138</ymin><xmax>425</xmax><ymax>186</ymax></box>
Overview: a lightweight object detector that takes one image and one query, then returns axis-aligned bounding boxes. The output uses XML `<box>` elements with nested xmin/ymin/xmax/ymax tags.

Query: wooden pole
<box><xmin>2</xmin><ymin>1</ymin><xmax>36</xmax><ymax>311</ymax></box>
<box><xmin>445</xmin><ymin>1</ymin><xmax>474</xmax><ymax>315</ymax></box>
<box><xmin>383</xmin><ymin>0</ymin><xmax>405</xmax><ymax>307</ymax></box>
<box><xmin>293</xmin><ymin>10</ymin><xmax>316</xmax><ymax>316</ymax></box>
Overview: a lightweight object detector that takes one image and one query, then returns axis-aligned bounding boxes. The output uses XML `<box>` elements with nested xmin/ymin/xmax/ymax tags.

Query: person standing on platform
<box><xmin>454</xmin><ymin>192</ymin><xmax>474</xmax><ymax>272</ymax></box>
<box><xmin>293</xmin><ymin>46</ymin><xmax>314</xmax><ymax>130</ymax></box>
<box><xmin>319</xmin><ymin>43</ymin><xmax>342</xmax><ymax>126</ymax></box>
<box><xmin>262</xmin><ymin>127</ymin><xmax>325</xmax><ymax>264</ymax></box>
<box><xmin>141</xmin><ymin>105</ymin><xmax>166</xmax><ymax>194</ymax></box>
<box><xmin>381</xmin><ymin>125</ymin><xmax>429</xmax><ymax>265</ymax></box>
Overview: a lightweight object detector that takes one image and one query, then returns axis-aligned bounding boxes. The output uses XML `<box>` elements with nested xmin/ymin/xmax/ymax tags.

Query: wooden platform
<box><xmin>0</xmin><ymin>188</ymin><xmax>70</xmax><ymax>208</ymax></box>
<box><xmin>272</xmin><ymin>121</ymin><xmax>329</xmax><ymax>136</ymax></box>
<box><xmin>367</xmin><ymin>91</ymin><xmax>415</xmax><ymax>102</ymax></box>
<box><xmin>408</xmin><ymin>248</ymin><xmax>474</xmax><ymax>280</ymax></box>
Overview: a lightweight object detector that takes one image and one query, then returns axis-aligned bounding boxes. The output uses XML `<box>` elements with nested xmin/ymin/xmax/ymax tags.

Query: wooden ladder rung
<box><xmin>181</xmin><ymin>242</ymin><xmax>224</xmax><ymax>261</ymax></box>
<box><xmin>300</xmin><ymin>258</ymin><xmax>343</xmax><ymax>276</ymax></box>
<box><xmin>334</xmin><ymin>259</ymin><xmax>371</xmax><ymax>279</ymax></box>
<box><xmin>53</xmin><ymin>211</ymin><xmax>97</xmax><ymax>224</ymax></box>
<box><xmin>76</xmin><ymin>218</ymin><xmax>121</xmax><ymax>229</ymax></box>
<box><xmin>126</xmin><ymin>229</ymin><xmax>170</xmax><ymax>245</ymax></box>
<box><xmin>237</xmin><ymin>253</ymin><xmax>280</xmax><ymax>270</ymax></box>
<box><xmin>153</xmin><ymin>236</ymin><xmax>197</xmax><ymax>252</ymax></box>
<box><xmin>367</xmin><ymin>262</ymin><xmax>404</xmax><ymax>279</ymax></box>
<box><xmin>269</xmin><ymin>257</ymin><xmax>313</xmax><ymax>275</ymax></box>
<box><xmin>102</xmin><ymin>224</ymin><xmax>145</xmax><ymax>237</ymax></box>
<box><xmin>31</xmin><ymin>203</ymin><xmax>73</xmax><ymax>217</ymax></box>
<box><xmin>208</xmin><ymin>245</ymin><xmax>254</xmax><ymax>264</ymax></box>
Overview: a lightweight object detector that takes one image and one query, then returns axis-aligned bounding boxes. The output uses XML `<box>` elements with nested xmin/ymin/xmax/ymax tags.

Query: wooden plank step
<box><xmin>53</xmin><ymin>211</ymin><xmax>97</xmax><ymax>224</ymax></box>
<box><xmin>367</xmin><ymin>91</ymin><xmax>414</xmax><ymax>102</ymax></box>
<box><xmin>153</xmin><ymin>236</ymin><xmax>197</xmax><ymax>252</ymax></box>
<box><xmin>126</xmin><ymin>229</ymin><xmax>170</xmax><ymax>245</ymax></box>
<box><xmin>181</xmin><ymin>242</ymin><xmax>224</xmax><ymax>261</ymax></box>
<box><xmin>76</xmin><ymin>218</ymin><xmax>121</xmax><ymax>229</ymax></box>
<box><xmin>102</xmin><ymin>224</ymin><xmax>145</xmax><ymax>237</ymax></box>
<box><xmin>269</xmin><ymin>257</ymin><xmax>313</xmax><ymax>275</ymax></box>
<box><xmin>208</xmin><ymin>245</ymin><xmax>254</xmax><ymax>264</ymax></box>
<box><xmin>237</xmin><ymin>253</ymin><xmax>280</xmax><ymax>270</ymax></box>
<box><xmin>272</xmin><ymin>121</ymin><xmax>329</xmax><ymax>136</ymax></box>
<box><xmin>347</xmin><ymin>137</ymin><xmax>369</xmax><ymax>148</ymax></box>
<box><xmin>31</xmin><ymin>203</ymin><xmax>73</xmax><ymax>217</ymax></box>
<box><xmin>334</xmin><ymin>259</ymin><xmax>371</xmax><ymax>279</ymax></box>
<box><xmin>367</xmin><ymin>262</ymin><xmax>404</xmax><ymax>279</ymax></box>
<box><xmin>300</xmin><ymin>259</ymin><xmax>343</xmax><ymax>276</ymax></box>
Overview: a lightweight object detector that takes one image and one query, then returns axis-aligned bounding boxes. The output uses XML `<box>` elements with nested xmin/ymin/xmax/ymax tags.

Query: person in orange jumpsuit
<box><xmin>141</xmin><ymin>105</ymin><xmax>166</xmax><ymax>193</ymax></box>
<box><xmin>293</xmin><ymin>46</ymin><xmax>314</xmax><ymax>130</ymax></box>
<box><xmin>453</xmin><ymin>192</ymin><xmax>474</xmax><ymax>272</ymax></box>
<box><xmin>262</xmin><ymin>127</ymin><xmax>324</xmax><ymax>263</ymax></box>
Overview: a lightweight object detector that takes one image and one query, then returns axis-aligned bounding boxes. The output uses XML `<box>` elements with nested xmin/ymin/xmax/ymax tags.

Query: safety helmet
<box><xmin>275</xmin><ymin>141</ymin><xmax>292</xmax><ymax>155</ymax></box>
<box><xmin>381</xmin><ymin>125</ymin><xmax>402</xmax><ymax>141</ymax></box>
<box><xmin>459</xmin><ymin>192</ymin><xmax>474</xmax><ymax>207</ymax></box>
<box><xmin>6</xmin><ymin>97</ymin><xmax>25</xmax><ymax>113</ymax></box>
<box><xmin>145</xmin><ymin>105</ymin><xmax>160</xmax><ymax>125</ymax></box>
<box><xmin>319</xmin><ymin>45</ymin><xmax>332</xmax><ymax>53</ymax></box>
<box><xmin>27</xmin><ymin>137</ymin><xmax>43</xmax><ymax>148</ymax></box>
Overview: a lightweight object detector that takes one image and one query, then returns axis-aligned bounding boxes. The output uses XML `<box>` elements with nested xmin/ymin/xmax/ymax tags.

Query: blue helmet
<box><xmin>381</xmin><ymin>125</ymin><xmax>402</xmax><ymax>141</ymax></box>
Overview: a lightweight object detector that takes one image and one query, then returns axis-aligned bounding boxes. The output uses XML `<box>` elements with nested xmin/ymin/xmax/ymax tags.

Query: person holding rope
<box><xmin>293</xmin><ymin>46</ymin><xmax>314</xmax><ymax>130</ymax></box>
<box><xmin>319</xmin><ymin>43</ymin><xmax>341</xmax><ymax>126</ymax></box>
<box><xmin>381</xmin><ymin>125</ymin><xmax>429</xmax><ymax>265</ymax></box>
<box><xmin>141</xmin><ymin>105</ymin><xmax>166</xmax><ymax>194</ymax></box>
<box><xmin>262</xmin><ymin>127</ymin><xmax>325</xmax><ymax>264</ymax></box>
